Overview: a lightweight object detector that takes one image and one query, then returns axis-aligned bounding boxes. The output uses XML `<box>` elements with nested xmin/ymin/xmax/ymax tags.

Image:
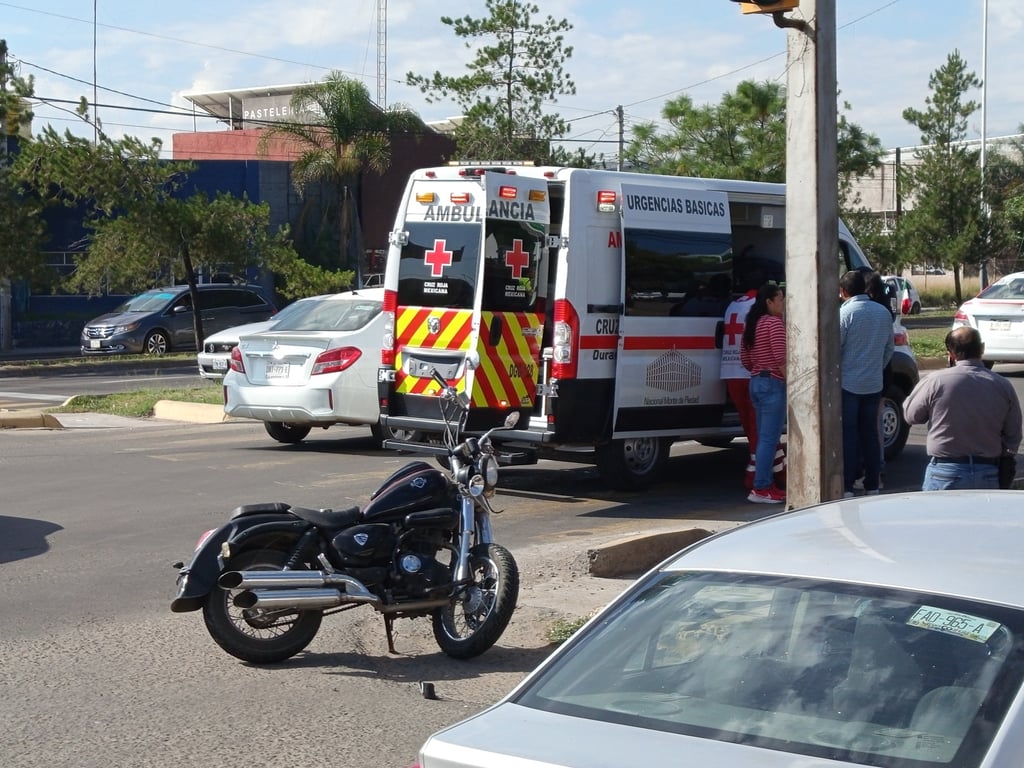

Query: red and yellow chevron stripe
<box><xmin>393</xmin><ymin>307</ymin><xmax>543</xmax><ymax>410</ymax></box>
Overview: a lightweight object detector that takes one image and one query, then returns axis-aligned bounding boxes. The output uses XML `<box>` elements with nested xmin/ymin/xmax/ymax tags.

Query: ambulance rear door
<box><xmin>471</xmin><ymin>172</ymin><xmax>550</xmax><ymax>428</ymax></box>
<box><xmin>612</xmin><ymin>183</ymin><xmax>733</xmax><ymax>437</ymax></box>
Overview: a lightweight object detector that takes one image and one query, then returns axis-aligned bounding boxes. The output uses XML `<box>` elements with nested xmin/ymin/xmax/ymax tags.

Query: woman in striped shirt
<box><xmin>739</xmin><ymin>283</ymin><xmax>787</xmax><ymax>504</ymax></box>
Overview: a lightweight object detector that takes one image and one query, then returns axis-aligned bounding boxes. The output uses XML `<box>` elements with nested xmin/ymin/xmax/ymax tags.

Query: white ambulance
<box><xmin>377</xmin><ymin>164</ymin><xmax>917</xmax><ymax>489</ymax></box>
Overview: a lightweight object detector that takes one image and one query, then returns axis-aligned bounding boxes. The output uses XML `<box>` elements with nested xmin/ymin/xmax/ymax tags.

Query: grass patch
<box><xmin>0</xmin><ymin>352</ymin><xmax>195</xmax><ymax>374</ymax></box>
<box><xmin>548</xmin><ymin>615</ymin><xmax>592</xmax><ymax>644</ymax></box>
<box><xmin>907</xmin><ymin>326</ymin><xmax>949</xmax><ymax>359</ymax></box>
<box><xmin>51</xmin><ymin>385</ymin><xmax>223</xmax><ymax>418</ymax></box>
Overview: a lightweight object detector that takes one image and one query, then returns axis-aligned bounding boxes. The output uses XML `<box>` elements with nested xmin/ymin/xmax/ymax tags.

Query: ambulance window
<box><xmin>396</xmin><ymin>223</ymin><xmax>480</xmax><ymax>309</ymax></box>
<box><xmin>623</xmin><ymin>228</ymin><xmax>733</xmax><ymax>317</ymax></box>
<box><xmin>481</xmin><ymin>218</ymin><xmax>544</xmax><ymax>312</ymax></box>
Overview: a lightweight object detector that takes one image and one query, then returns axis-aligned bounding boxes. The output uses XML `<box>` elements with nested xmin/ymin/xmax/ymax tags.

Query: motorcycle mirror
<box><xmin>503</xmin><ymin>412</ymin><xmax>519</xmax><ymax>429</ymax></box>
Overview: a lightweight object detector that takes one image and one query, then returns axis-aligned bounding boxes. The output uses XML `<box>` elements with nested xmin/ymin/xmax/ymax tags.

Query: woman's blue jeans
<box><xmin>749</xmin><ymin>375</ymin><xmax>786</xmax><ymax>490</ymax></box>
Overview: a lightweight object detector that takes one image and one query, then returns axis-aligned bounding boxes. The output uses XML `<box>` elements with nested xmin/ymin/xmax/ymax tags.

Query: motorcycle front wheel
<box><xmin>433</xmin><ymin>543</ymin><xmax>519</xmax><ymax>660</ymax></box>
<box><xmin>202</xmin><ymin>548</ymin><xmax>323</xmax><ymax>664</ymax></box>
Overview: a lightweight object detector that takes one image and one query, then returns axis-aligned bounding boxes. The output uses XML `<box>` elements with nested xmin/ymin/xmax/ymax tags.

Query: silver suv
<box><xmin>81</xmin><ymin>284</ymin><xmax>275</xmax><ymax>356</ymax></box>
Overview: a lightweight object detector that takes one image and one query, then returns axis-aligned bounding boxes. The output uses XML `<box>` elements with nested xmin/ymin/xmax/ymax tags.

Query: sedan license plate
<box><xmin>989</xmin><ymin>320</ymin><xmax>1012</xmax><ymax>331</ymax></box>
<box><xmin>266</xmin><ymin>362</ymin><xmax>289</xmax><ymax>379</ymax></box>
<box><xmin>89</xmin><ymin>339</ymin><xmax>101</xmax><ymax>349</ymax></box>
<box><xmin>212</xmin><ymin>358</ymin><xmax>228</xmax><ymax>371</ymax></box>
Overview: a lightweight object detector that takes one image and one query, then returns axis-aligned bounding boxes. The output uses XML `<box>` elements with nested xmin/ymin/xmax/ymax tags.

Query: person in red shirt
<box><xmin>739</xmin><ymin>283</ymin><xmax>787</xmax><ymax>503</ymax></box>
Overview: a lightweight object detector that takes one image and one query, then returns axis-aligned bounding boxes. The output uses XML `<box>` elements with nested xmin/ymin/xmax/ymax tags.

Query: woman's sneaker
<box><xmin>748</xmin><ymin>485</ymin><xmax>786</xmax><ymax>504</ymax></box>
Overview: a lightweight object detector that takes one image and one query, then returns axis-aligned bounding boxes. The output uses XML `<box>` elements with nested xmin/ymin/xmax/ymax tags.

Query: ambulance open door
<box><xmin>611</xmin><ymin>183</ymin><xmax>733</xmax><ymax>437</ymax></box>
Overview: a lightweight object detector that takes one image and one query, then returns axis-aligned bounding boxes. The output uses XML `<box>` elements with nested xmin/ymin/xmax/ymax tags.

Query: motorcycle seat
<box><xmin>289</xmin><ymin>505</ymin><xmax>361</xmax><ymax>530</ymax></box>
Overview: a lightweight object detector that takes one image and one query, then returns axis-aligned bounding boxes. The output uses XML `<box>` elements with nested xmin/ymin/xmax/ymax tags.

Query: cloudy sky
<box><xmin>2</xmin><ymin>1</ymin><xmax>1020</xmax><ymax>158</ymax></box>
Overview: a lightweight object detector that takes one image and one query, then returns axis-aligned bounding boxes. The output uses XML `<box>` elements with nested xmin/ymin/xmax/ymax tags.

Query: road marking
<box><xmin>0</xmin><ymin>391</ymin><xmax>69</xmax><ymax>402</ymax></box>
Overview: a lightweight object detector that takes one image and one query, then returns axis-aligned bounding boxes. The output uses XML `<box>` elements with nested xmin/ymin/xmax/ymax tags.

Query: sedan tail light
<box><xmin>229</xmin><ymin>346</ymin><xmax>245</xmax><ymax>373</ymax></box>
<box><xmin>312</xmin><ymin>347</ymin><xmax>362</xmax><ymax>376</ymax></box>
<box><xmin>954</xmin><ymin>309</ymin><xmax>968</xmax><ymax>321</ymax></box>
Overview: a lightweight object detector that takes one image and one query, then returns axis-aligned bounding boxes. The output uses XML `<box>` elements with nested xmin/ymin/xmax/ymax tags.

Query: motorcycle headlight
<box><xmin>467</xmin><ymin>474</ymin><xmax>486</xmax><ymax>497</ymax></box>
<box><xmin>482</xmin><ymin>455</ymin><xmax>499</xmax><ymax>488</ymax></box>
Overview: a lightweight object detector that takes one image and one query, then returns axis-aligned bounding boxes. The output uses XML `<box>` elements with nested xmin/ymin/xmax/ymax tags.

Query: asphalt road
<box><xmin>0</xmin><ymin>406</ymin><xmax>948</xmax><ymax>768</ymax></box>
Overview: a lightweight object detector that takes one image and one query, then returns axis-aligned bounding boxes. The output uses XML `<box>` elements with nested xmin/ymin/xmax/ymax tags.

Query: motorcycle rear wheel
<box><xmin>202</xmin><ymin>548</ymin><xmax>323</xmax><ymax>664</ymax></box>
<box><xmin>432</xmin><ymin>543</ymin><xmax>519</xmax><ymax>659</ymax></box>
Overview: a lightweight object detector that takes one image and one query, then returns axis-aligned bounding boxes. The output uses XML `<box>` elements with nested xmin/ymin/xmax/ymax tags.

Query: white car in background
<box><xmin>953</xmin><ymin>271</ymin><xmax>1024</xmax><ymax>365</ymax></box>
<box><xmin>197</xmin><ymin>295</ymin><xmax>323</xmax><ymax>380</ymax></box>
<box><xmin>223</xmin><ymin>288</ymin><xmax>411</xmax><ymax>445</ymax></box>
<box><xmin>882</xmin><ymin>275</ymin><xmax>922</xmax><ymax>315</ymax></box>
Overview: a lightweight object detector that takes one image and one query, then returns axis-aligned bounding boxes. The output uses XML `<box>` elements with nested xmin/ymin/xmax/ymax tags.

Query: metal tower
<box><xmin>377</xmin><ymin>0</ymin><xmax>387</xmax><ymax>108</ymax></box>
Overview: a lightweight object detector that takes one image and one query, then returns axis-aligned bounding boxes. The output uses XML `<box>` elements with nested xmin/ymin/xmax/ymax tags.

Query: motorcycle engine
<box><xmin>392</xmin><ymin>534</ymin><xmax>450</xmax><ymax>596</ymax></box>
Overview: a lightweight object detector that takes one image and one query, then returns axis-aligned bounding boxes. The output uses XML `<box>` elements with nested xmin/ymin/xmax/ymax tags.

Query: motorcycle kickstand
<box><xmin>383</xmin><ymin>614</ymin><xmax>399</xmax><ymax>654</ymax></box>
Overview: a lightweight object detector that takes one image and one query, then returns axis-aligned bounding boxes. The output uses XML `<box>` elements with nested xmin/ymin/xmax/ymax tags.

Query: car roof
<box><xmin>663</xmin><ymin>492</ymin><xmax>1024</xmax><ymax>608</ymax></box>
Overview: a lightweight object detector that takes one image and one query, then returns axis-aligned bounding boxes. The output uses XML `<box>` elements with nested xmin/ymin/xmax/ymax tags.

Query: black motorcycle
<box><xmin>170</xmin><ymin>371</ymin><xmax>520</xmax><ymax>663</ymax></box>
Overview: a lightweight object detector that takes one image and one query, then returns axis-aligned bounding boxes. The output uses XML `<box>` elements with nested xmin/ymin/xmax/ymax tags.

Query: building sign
<box><xmin>241</xmin><ymin>95</ymin><xmax>316</xmax><ymax>127</ymax></box>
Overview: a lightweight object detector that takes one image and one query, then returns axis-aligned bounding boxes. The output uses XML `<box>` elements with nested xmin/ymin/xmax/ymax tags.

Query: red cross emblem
<box><xmin>424</xmin><ymin>239</ymin><xmax>454</xmax><ymax>277</ymax></box>
<box><xmin>724</xmin><ymin>311</ymin><xmax>746</xmax><ymax>345</ymax></box>
<box><xmin>504</xmin><ymin>239</ymin><xmax>530</xmax><ymax>279</ymax></box>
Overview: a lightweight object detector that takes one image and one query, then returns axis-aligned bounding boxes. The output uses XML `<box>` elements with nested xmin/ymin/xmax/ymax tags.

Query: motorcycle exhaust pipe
<box><xmin>234</xmin><ymin>588</ymin><xmax>350</xmax><ymax>611</ymax></box>
<box><xmin>219</xmin><ymin>569</ymin><xmax>325</xmax><ymax>590</ymax></box>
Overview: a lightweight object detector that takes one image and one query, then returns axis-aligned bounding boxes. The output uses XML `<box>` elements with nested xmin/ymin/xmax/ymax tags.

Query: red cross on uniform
<box><xmin>504</xmin><ymin>239</ymin><xmax>530</xmax><ymax>279</ymax></box>
<box><xmin>724</xmin><ymin>312</ymin><xmax>746</xmax><ymax>345</ymax></box>
<box><xmin>424</xmin><ymin>239</ymin><xmax>454</xmax><ymax>277</ymax></box>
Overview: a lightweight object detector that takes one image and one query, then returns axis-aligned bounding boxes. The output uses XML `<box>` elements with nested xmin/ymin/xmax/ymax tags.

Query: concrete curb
<box><xmin>151</xmin><ymin>400</ymin><xmax>231</xmax><ymax>423</ymax></box>
<box><xmin>586</xmin><ymin>527</ymin><xmax>714</xmax><ymax>578</ymax></box>
<box><xmin>0</xmin><ymin>411</ymin><xmax>64</xmax><ymax>429</ymax></box>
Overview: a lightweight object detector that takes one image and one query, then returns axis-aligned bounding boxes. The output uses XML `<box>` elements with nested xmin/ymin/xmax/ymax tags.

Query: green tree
<box><xmin>1</xmin><ymin>39</ymin><xmax>47</xmax><ymax>350</ymax></box>
<box><xmin>976</xmin><ymin>126</ymin><xmax>1024</xmax><ymax>275</ymax></box>
<box><xmin>900</xmin><ymin>50</ymin><xmax>989</xmax><ymax>304</ymax></box>
<box><xmin>623</xmin><ymin>80</ymin><xmax>882</xmax><ymax>187</ymax></box>
<box><xmin>406</xmin><ymin>0</ymin><xmax>576</xmax><ymax>163</ymax></box>
<box><xmin>258</xmin><ymin>71</ymin><xmax>423</xmax><ymax>276</ymax></box>
<box><xmin>16</xmin><ymin>127</ymin><xmax>303</xmax><ymax>349</ymax></box>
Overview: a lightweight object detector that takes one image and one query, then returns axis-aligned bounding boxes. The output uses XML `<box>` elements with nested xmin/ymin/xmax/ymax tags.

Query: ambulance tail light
<box><xmin>381</xmin><ymin>289</ymin><xmax>397</xmax><ymax>366</ymax></box>
<box><xmin>499</xmin><ymin>185</ymin><xmax>517</xmax><ymax>199</ymax></box>
<box><xmin>415</xmin><ymin>192</ymin><xmax>436</xmax><ymax>204</ymax></box>
<box><xmin>551</xmin><ymin>299</ymin><xmax>580</xmax><ymax>380</ymax></box>
<box><xmin>597</xmin><ymin>190</ymin><xmax>617</xmax><ymax>212</ymax></box>
<box><xmin>450</xmin><ymin>192</ymin><xmax>471</xmax><ymax>204</ymax></box>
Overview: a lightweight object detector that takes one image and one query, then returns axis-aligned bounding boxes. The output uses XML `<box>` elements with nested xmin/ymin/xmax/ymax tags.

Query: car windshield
<box><xmin>977</xmin><ymin>277</ymin><xmax>1024</xmax><ymax>301</ymax></box>
<box><xmin>113</xmin><ymin>291</ymin><xmax>177</xmax><ymax>312</ymax></box>
<box><xmin>267</xmin><ymin>297</ymin><xmax>319</xmax><ymax>327</ymax></box>
<box><xmin>271</xmin><ymin>297</ymin><xmax>381</xmax><ymax>332</ymax></box>
<box><xmin>515</xmin><ymin>571</ymin><xmax>1024</xmax><ymax>768</ymax></box>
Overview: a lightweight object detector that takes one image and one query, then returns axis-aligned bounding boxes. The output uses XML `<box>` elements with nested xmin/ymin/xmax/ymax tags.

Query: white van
<box><xmin>377</xmin><ymin>165</ymin><xmax>917</xmax><ymax>489</ymax></box>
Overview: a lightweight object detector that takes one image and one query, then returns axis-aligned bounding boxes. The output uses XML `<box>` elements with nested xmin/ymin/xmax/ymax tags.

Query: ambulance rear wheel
<box><xmin>595</xmin><ymin>437</ymin><xmax>671</xmax><ymax>491</ymax></box>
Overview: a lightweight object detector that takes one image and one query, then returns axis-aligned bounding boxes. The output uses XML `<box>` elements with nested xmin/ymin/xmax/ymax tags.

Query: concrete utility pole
<box><xmin>781</xmin><ymin>0</ymin><xmax>843</xmax><ymax>508</ymax></box>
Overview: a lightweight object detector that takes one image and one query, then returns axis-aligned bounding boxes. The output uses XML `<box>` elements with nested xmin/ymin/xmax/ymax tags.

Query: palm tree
<box><xmin>258</xmin><ymin>71</ymin><xmax>424</xmax><ymax>274</ymax></box>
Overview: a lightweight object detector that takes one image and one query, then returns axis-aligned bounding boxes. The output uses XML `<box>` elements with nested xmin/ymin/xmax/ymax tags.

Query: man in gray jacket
<box><xmin>904</xmin><ymin>326</ymin><xmax>1022</xmax><ymax>490</ymax></box>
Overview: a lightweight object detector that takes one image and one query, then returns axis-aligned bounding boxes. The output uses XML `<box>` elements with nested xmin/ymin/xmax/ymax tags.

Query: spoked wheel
<box><xmin>264</xmin><ymin>421</ymin><xmax>312</xmax><ymax>444</ymax></box>
<box><xmin>202</xmin><ymin>548</ymin><xmax>322</xmax><ymax>664</ymax></box>
<box><xmin>144</xmin><ymin>330</ymin><xmax>170</xmax><ymax>355</ymax></box>
<box><xmin>433</xmin><ymin>543</ymin><xmax>519</xmax><ymax>660</ymax></box>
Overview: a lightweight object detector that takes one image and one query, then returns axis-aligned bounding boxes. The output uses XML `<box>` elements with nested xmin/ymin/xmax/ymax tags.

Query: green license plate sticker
<box><xmin>907</xmin><ymin>606</ymin><xmax>1000</xmax><ymax>643</ymax></box>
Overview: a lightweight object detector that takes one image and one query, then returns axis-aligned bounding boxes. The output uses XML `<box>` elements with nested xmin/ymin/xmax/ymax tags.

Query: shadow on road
<box><xmin>0</xmin><ymin>515</ymin><xmax>64</xmax><ymax>564</ymax></box>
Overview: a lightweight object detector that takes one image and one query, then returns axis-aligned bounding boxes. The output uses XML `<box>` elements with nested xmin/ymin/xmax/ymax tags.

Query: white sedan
<box><xmin>415</xmin><ymin>492</ymin><xmax>1024</xmax><ymax>768</ymax></box>
<box><xmin>197</xmin><ymin>294</ymin><xmax>324</xmax><ymax>379</ymax></box>
<box><xmin>953</xmin><ymin>271</ymin><xmax>1024</xmax><ymax>365</ymax></box>
<box><xmin>223</xmin><ymin>288</ymin><xmax>398</xmax><ymax>444</ymax></box>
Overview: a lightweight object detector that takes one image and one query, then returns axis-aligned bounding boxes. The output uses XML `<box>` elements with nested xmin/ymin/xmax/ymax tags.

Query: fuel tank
<box><xmin>362</xmin><ymin>461</ymin><xmax>452</xmax><ymax>522</ymax></box>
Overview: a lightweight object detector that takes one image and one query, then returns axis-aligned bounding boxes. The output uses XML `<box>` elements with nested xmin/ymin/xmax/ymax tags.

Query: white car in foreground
<box><xmin>415</xmin><ymin>492</ymin><xmax>1024</xmax><ymax>768</ymax></box>
<box><xmin>223</xmin><ymin>288</ymin><xmax>399</xmax><ymax>444</ymax></box>
<box><xmin>197</xmin><ymin>295</ymin><xmax>323</xmax><ymax>379</ymax></box>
